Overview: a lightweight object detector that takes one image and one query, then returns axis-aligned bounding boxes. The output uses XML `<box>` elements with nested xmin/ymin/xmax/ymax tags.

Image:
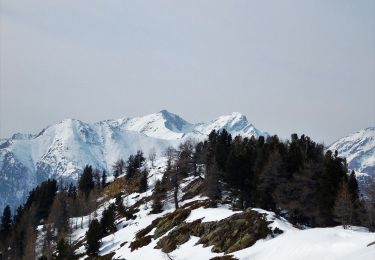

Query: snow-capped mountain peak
<box><xmin>194</xmin><ymin>112</ymin><xmax>267</xmax><ymax>138</ymax></box>
<box><xmin>328</xmin><ymin>127</ymin><xmax>375</xmax><ymax>178</ymax></box>
<box><xmin>113</xmin><ymin>110</ymin><xmax>193</xmax><ymax>140</ymax></box>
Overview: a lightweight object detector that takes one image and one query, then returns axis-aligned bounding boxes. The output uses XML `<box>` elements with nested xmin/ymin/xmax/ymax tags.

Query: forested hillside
<box><xmin>1</xmin><ymin>131</ymin><xmax>374</xmax><ymax>259</ymax></box>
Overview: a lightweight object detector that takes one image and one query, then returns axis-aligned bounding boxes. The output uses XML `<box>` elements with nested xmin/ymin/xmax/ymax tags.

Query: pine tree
<box><xmin>138</xmin><ymin>169</ymin><xmax>148</xmax><ymax>193</ymax></box>
<box><xmin>151</xmin><ymin>180</ymin><xmax>165</xmax><ymax>214</ymax></box>
<box><xmin>177</xmin><ymin>139</ymin><xmax>195</xmax><ymax>177</ymax></box>
<box><xmin>101</xmin><ymin>170</ymin><xmax>107</xmax><ymax>189</ymax></box>
<box><xmin>0</xmin><ymin>205</ymin><xmax>12</xmax><ymax>240</ymax></box>
<box><xmin>100</xmin><ymin>204</ymin><xmax>117</xmax><ymax>236</ymax></box>
<box><xmin>318</xmin><ymin>151</ymin><xmax>348</xmax><ymax>226</ymax></box>
<box><xmin>172</xmin><ymin>166</ymin><xmax>179</xmax><ymax>209</ymax></box>
<box><xmin>348</xmin><ymin>170</ymin><xmax>359</xmax><ymax>201</ymax></box>
<box><xmin>255</xmin><ymin>151</ymin><xmax>281</xmax><ymax>211</ymax></box>
<box><xmin>78</xmin><ymin>165</ymin><xmax>95</xmax><ymax>199</ymax></box>
<box><xmin>67</xmin><ymin>183</ymin><xmax>77</xmax><ymax>199</ymax></box>
<box><xmin>112</xmin><ymin>159</ymin><xmax>125</xmax><ymax>178</ymax></box>
<box><xmin>93</xmin><ymin>169</ymin><xmax>101</xmax><ymax>189</ymax></box>
<box><xmin>85</xmin><ymin>219</ymin><xmax>101</xmax><ymax>256</ymax></box>
<box><xmin>54</xmin><ymin>238</ymin><xmax>77</xmax><ymax>260</ymax></box>
<box><xmin>115</xmin><ymin>195</ymin><xmax>126</xmax><ymax>217</ymax></box>
<box><xmin>205</xmin><ymin>157</ymin><xmax>221</xmax><ymax>206</ymax></box>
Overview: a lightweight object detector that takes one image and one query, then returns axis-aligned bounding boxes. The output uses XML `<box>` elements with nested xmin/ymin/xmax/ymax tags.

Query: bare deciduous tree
<box><xmin>148</xmin><ymin>148</ymin><xmax>156</xmax><ymax>167</ymax></box>
<box><xmin>333</xmin><ymin>181</ymin><xmax>353</xmax><ymax>229</ymax></box>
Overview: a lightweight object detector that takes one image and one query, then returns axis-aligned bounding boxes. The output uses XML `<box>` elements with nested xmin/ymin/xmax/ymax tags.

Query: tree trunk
<box><xmin>174</xmin><ymin>172</ymin><xmax>179</xmax><ymax>209</ymax></box>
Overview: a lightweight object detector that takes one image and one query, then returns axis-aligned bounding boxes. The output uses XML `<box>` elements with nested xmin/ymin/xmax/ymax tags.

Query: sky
<box><xmin>0</xmin><ymin>0</ymin><xmax>374</xmax><ymax>144</ymax></box>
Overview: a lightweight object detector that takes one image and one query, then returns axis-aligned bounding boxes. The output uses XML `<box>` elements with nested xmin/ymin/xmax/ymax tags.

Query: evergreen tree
<box><xmin>115</xmin><ymin>194</ymin><xmax>126</xmax><ymax>216</ymax></box>
<box><xmin>205</xmin><ymin>157</ymin><xmax>221</xmax><ymax>206</ymax></box>
<box><xmin>348</xmin><ymin>170</ymin><xmax>359</xmax><ymax>201</ymax></box>
<box><xmin>78</xmin><ymin>165</ymin><xmax>95</xmax><ymax>199</ymax></box>
<box><xmin>23</xmin><ymin>179</ymin><xmax>58</xmax><ymax>223</ymax></box>
<box><xmin>151</xmin><ymin>180</ymin><xmax>165</xmax><ymax>214</ymax></box>
<box><xmin>101</xmin><ymin>170</ymin><xmax>107</xmax><ymax>189</ymax></box>
<box><xmin>85</xmin><ymin>219</ymin><xmax>101</xmax><ymax>256</ymax></box>
<box><xmin>318</xmin><ymin>150</ymin><xmax>348</xmax><ymax>226</ymax></box>
<box><xmin>112</xmin><ymin>159</ymin><xmax>125</xmax><ymax>178</ymax></box>
<box><xmin>172</xmin><ymin>166</ymin><xmax>179</xmax><ymax>209</ymax></box>
<box><xmin>255</xmin><ymin>151</ymin><xmax>281</xmax><ymax>211</ymax></box>
<box><xmin>177</xmin><ymin>140</ymin><xmax>195</xmax><ymax>177</ymax></box>
<box><xmin>67</xmin><ymin>183</ymin><xmax>77</xmax><ymax>199</ymax></box>
<box><xmin>54</xmin><ymin>238</ymin><xmax>77</xmax><ymax>260</ymax></box>
<box><xmin>126</xmin><ymin>151</ymin><xmax>146</xmax><ymax>179</ymax></box>
<box><xmin>126</xmin><ymin>155</ymin><xmax>136</xmax><ymax>179</ymax></box>
<box><xmin>0</xmin><ymin>205</ymin><xmax>12</xmax><ymax>240</ymax></box>
<box><xmin>100</xmin><ymin>204</ymin><xmax>117</xmax><ymax>236</ymax></box>
<box><xmin>93</xmin><ymin>169</ymin><xmax>101</xmax><ymax>189</ymax></box>
<box><xmin>214</xmin><ymin>130</ymin><xmax>232</xmax><ymax>171</ymax></box>
<box><xmin>134</xmin><ymin>150</ymin><xmax>146</xmax><ymax>168</ymax></box>
<box><xmin>139</xmin><ymin>169</ymin><xmax>148</xmax><ymax>193</ymax></box>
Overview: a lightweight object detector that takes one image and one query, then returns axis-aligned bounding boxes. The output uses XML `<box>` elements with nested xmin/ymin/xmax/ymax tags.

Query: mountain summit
<box><xmin>328</xmin><ymin>127</ymin><xmax>375</xmax><ymax>178</ymax></box>
<box><xmin>0</xmin><ymin>111</ymin><xmax>266</xmax><ymax>211</ymax></box>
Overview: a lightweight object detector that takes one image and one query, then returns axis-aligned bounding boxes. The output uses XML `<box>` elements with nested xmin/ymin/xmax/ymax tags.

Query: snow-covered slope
<box><xmin>233</xmin><ymin>226</ymin><xmax>374</xmax><ymax>260</ymax></box>
<box><xmin>328</xmin><ymin>127</ymin><xmax>375</xmax><ymax>178</ymax></box>
<box><xmin>0</xmin><ymin>110</ymin><xmax>266</xmax><ymax>211</ymax></box>
<box><xmin>64</xmin><ymin>163</ymin><xmax>374</xmax><ymax>260</ymax></box>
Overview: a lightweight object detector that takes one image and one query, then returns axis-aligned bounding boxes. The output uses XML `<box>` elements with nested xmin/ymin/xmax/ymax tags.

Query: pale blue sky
<box><xmin>1</xmin><ymin>0</ymin><xmax>374</xmax><ymax>143</ymax></box>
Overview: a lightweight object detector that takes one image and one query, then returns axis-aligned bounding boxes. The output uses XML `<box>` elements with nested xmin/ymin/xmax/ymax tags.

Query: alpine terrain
<box><xmin>0</xmin><ymin>110</ymin><xmax>267</xmax><ymax>211</ymax></box>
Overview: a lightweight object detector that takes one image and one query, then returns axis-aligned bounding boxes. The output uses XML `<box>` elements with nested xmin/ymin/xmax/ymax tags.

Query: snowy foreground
<box><xmin>65</xmin><ymin>159</ymin><xmax>375</xmax><ymax>260</ymax></box>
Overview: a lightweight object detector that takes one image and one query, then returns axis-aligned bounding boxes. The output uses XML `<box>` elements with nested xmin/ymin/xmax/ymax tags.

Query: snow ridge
<box><xmin>0</xmin><ymin>110</ymin><xmax>266</xmax><ymax>211</ymax></box>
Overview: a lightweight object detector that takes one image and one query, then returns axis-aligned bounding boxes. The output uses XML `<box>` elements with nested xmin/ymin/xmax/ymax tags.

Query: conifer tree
<box><xmin>151</xmin><ymin>180</ymin><xmax>165</xmax><ymax>214</ymax></box>
<box><xmin>100</xmin><ymin>204</ymin><xmax>117</xmax><ymax>236</ymax></box>
<box><xmin>348</xmin><ymin>170</ymin><xmax>359</xmax><ymax>201</ymax></box>
<box><xmin>206</xmin><ymin>157</ymin><xmax>221</xmax><ymax>206</ymax></box>
<box><xmin>54</xmin><ymin>238</ymin><xmax>77</xmax><ymax>260</ymax></box>
<box><xmin>139</xmin><ymin>169</ymin><xmax>148</xmax><ymax>193</ymax></box>
<box><xmin>78</xmin><ymin>165</ymin><xmax>95</xmax><ymax>199</ymax></box>
<box><xmin>318</xmin><ymin>150</ymin><xmax>348</xmax><ymax>226</ymax></box>
<box><xmin>172</xmin><ymin>166</ymin><xmax>179</xmax><ymax>209</ymax></box>
<box><xmin>0</xmin><ymin>205</ymin><xmax>12</xmax><ymax>240</ymax></box>
<box><xmin>256</xmin><ymin>151</ymin><xmax>281</xmax><ymax>211</ymax></box>
<box><xmin>125</xmin><ymin>151</ymin><xmax>146</xmax><ymax>179</ymax></box>
<box><xmin>101</xmin><ymin>170</ymin><xmax>107</xmax><ymax>188</ymax></box>
<box><xmin>67</xmin><ymin>183</ymin><xmax>77</xmax><ymax>199</ymax></box>
<box><xmin>113</xmin><ymin>159</ymin><xmax>125</xmax><ymax>178</ymax></box>
<box><xmin>85</xmin><ymin>219</ymin><xmax>101</xmax><ymax>256</ymax></box>
<box><xmin>115</xmin><ymin>195</ymin><xmax>126</xmax><ymax>216</ymax></box>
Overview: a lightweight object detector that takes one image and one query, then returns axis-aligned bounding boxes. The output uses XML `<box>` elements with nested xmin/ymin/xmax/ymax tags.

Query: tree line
<box><xmin>149</xmin><ymin>130</ymin><xmax>374</xmax><ymax>230</ymax></box>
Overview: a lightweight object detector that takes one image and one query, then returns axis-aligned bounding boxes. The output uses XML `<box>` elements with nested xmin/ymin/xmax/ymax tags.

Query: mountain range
<box><xmin>0</xmin><ymin>110</ymin><xmax>267</xmax><ymax>211</ymax></box>
<box><xmin>1</xmin><ymin>110</ymin><xmax>373</xmax><ymax>212</ymax></box>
